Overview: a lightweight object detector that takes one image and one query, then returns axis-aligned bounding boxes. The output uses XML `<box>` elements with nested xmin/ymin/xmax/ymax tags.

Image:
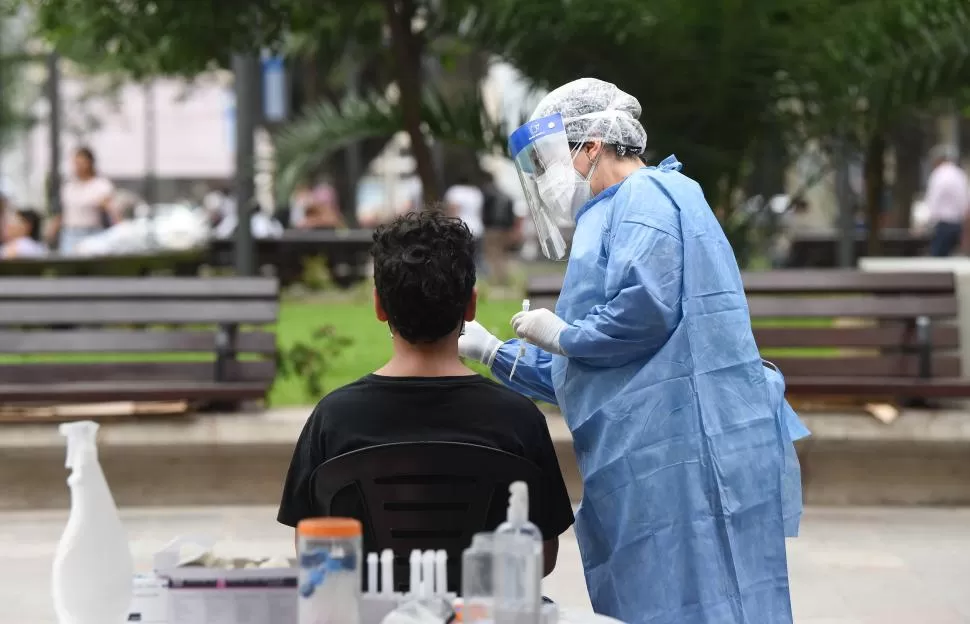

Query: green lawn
<box><xmin>270</xmin><ymin>297</ymin><xmax>523</xmax><ymax>406</ymax></box>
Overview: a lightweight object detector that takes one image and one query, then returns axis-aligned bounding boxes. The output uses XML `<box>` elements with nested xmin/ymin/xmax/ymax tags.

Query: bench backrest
<box><xmin>0</xmin><ymin>277</ymin><xmax>280</xmax><ymax>385</ymax></box>
<box><xmin>526</xmin><ymin>270</ymin><xmax>960</xmax><ymax>378</ymax></box>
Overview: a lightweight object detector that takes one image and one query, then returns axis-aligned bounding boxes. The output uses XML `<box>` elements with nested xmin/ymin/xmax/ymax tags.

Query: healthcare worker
<box><xmin>459</xmin><ymin>78</ymin><xmax>809</xmax><ymax>624</ymax></box>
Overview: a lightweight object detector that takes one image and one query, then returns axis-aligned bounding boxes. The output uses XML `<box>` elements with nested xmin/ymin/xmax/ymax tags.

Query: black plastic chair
<box><xmin>309</xmin><ymin>441</ymin><xmax>544</xmax><ymax>593</ymax></box>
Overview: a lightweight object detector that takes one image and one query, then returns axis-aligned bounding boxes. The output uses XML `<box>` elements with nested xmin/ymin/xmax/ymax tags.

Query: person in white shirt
<box><xmin>925</xmin><ymin>145</ymin><xmax>970</xmax><ymax>257</ymax></box>
<box><xmin>49</xmin><ymin>147</ymin><xmax>116</xmax><ymax>255</ymax></box>
<box><xmin>2</xmin><ymin>208</ymin><xmax>48</xmax><ymax>259</ymax></box>
<box><xmin>444</xmin><ymin>178</ymin><xmax>485</xmax><ymax>274</ymax></box>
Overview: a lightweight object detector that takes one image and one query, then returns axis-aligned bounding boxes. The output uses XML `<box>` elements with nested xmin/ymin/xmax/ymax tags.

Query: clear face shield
<box><xmin>508</xmin><ymin>113</ymin><xmax>578</xmax><ymax>261</ymax></box>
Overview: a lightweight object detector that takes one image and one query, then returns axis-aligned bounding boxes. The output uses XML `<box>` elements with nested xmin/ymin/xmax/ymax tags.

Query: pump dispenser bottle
<box><xmin>51</xmin><ymin>421</ymin><xmax>133</xmax><ymax>624</ymax></box>
<box><xmin>493</xmin><ymin>481</ymin><xmax>543</xmax><ymax>623</ymax></box>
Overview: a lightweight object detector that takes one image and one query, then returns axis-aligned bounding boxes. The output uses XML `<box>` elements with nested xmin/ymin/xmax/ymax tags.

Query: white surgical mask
<box><xmin>536</xmin><ymin>156</ymin><xmax>600</xmax><ymax>222</ymax></box>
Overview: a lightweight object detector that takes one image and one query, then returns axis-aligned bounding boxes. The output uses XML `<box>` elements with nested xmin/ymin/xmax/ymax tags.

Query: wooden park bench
<box><xmin>0</xmin><ymin>277</ymin><xmax>280</xmax><ymax>414</ymax></box>
<box><xmin>527</xmin><ymin>270</ymin><xmax>970</xmax><ymax>400</ymax></box>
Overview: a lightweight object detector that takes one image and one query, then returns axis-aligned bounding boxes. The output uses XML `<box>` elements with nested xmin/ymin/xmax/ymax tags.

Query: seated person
<box><xmin>278</xmin><ymin>210</ymin><xmax>574</xmax><ymax>577</ymax></box>
<box><xmin>2</xmin><ymin>208</ymin><xmax>48</xmax><ymax>259</ymax></box>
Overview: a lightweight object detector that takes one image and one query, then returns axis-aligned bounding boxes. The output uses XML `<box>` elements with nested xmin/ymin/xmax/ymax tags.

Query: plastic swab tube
<box><xmin>434</xmin><ymin>550</ymin><xmax>447</xmax><ymax>595</ymax></box>
<box><xmin>509</xmin><ymin>299</ymin><xmax>530</xmax><ymax>380</ymax></box>
<box><xmin>381</xmin><ymin>549</ymin><xmax>394</xmax><ymax>595</ymax></box>
<box><xmin>422</xmin><ymin>550</ymin><xmax>436</xmax><ymax>598</ymax></box>
<box><xmin>367</xmin><ymin>552</ymin><xmax>378</xmax><ymax>594</ymax></box>
<box><xmin>409</xmin><ymin>550</ymin><xmax>421</xmax><ymax>596</ymax></box>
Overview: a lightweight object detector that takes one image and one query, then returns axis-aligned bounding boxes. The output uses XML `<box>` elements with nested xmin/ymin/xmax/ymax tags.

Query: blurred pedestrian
<box><xmin>2</xmin><ymin>208</ymin><xmax>48</xmax><ymax>258</ymax></box>
<box><xmin>924</xmin><ymin>145</ymin><xmax>970</xmax><ymax>257</ymax></box>
<box><xmin>48</xmin><ymin>147</ymin><xmax>116</xmax><ymax>254</ymax></box>
<box><xmin>290</xmin><ymin>181</ymin><xmax>345</xmax><ymax>230</ymax></box>
<box><xmin>480</xmin><ymin>174</ymin><xmax>520</xmax><ymax>284</ymax></box>
<box><xmin>444</xmin><ymin>176</ymin><xmax>484</xmax><ymax>267</ymax></box>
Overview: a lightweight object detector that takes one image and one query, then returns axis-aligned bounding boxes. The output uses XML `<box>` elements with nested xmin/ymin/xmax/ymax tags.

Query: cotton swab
<box><xmin>510</xmin><ymin>299</ymin><xmax>530</xmax><ymax>380</ymax></box>
<box><xmin>367</xmin><ymin>552</ymin><xmax>378</xmax><ymax>593</ymax></box>
<box><xmin>421</xmin><ymin>550</ymin><xmax>436</xmax><ymax>598</ymax></box>
<box><xmin>381</xmin><ymin>549</ymin><xmax>394</xmax><ymax>595</ymax></box>
<box><xmin>434</xmin><ymin>550</ymin><xmax>447</xmax><ymax>595</ymax></box>
<box><xmin>409</xmin><ymin>550</ymin><xmax>421</xmax><ymax>596</ymax></box>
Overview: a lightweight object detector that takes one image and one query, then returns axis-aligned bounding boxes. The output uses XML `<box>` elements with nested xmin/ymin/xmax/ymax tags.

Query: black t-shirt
<box><xmin>277</xmin><ymin>374</ymin><xmax>575</xmax><ymax>540</ymax></box>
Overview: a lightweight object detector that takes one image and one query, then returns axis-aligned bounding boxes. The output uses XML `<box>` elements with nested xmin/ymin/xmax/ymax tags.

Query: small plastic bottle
<box><xmin>461</xmin><ymin>533</ymin><xmax>495</xmax><ymax>623</ymax></box>
<box><xmin>493</xmin><ymin>482</ymin><xmax>543</xmax><ymax>624</ymax></box>
<box><xmin>297</xmin><ymin>518</ymin><xmax>363</xmax><ymax>624</ymax></box>
<box><xmin>51</xmin><ymin>421</ymin><xmax>134</xmax><ymax>624</ymax></box>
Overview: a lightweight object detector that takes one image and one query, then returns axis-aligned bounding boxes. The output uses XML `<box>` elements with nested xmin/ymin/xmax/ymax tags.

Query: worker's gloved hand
<box><xmin>459</xmin><ymin>320</ymin><xmax>502</xmax><ymax>367</ymax></box>
<box><xmin>511</xmin><ymin>309</ymin><xmax>568</xmax><ymax>356</ymax></box>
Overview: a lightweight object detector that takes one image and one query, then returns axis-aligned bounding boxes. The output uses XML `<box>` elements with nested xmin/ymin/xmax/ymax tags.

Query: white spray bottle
<box><xmin>52</xmin><ymin>421</ymin><xmax>134</xmax><ymax>624</ymax></box>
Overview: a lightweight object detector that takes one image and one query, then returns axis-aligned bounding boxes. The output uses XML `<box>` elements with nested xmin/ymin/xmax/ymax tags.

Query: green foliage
<box><xmin>275</xmin><ymin>324</ymin><xmax>353</xmax><ymax>401</ymax></box>
<box><xmin>788</xmin><ymin>0</ymin><xmax>970</xmax><ymax>144</ymax></box>
<box><xmin>298</xmin><ymin>255</ymin><xmax>336</xmax><ymax>293</ymax></box>
<box><xmin>274</xmin><ymin>87</ymin><xmax>507</xmax><ymax>196</ymax></box>
<box><xmin>27</xmin><ymin>0</ymin><xmax>291</xmax><ymax>76</ymax></box>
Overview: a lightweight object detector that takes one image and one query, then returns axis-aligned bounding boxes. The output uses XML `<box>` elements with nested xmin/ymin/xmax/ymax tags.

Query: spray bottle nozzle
<box><xmin>59</xmin><ymin>421</ymin><xmax>100</xmax><ymax>469</ymax></box>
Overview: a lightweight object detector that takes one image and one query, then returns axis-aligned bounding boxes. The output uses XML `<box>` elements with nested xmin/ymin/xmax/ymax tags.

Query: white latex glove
<box><xmin>511</xmin><ymin>308</ymin><xmax>568</xmax><ymax>355</ymax></box>
<box><xmin>459</xmin><ymin>320</ymin><xmax>502</xmax><ymax>367</ymax></box>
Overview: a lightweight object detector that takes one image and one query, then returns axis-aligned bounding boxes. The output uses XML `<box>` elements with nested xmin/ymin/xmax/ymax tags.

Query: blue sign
<box><xmin>261</xmin><ymin>54</ymin><xmax>288</xmax><ymax>122</ymax></box>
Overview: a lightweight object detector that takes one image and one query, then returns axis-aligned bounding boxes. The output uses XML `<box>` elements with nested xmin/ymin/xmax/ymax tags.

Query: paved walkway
<box><xmin>2</xmin><ymin>506</ymin><xmax>968</xmax><ymax>623</ymax></box>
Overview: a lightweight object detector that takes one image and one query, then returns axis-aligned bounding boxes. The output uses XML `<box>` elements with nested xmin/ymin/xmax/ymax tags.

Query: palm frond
<box><xmin>274</xmin><ymin>86</ymin><xmax>510</xmax><ymax>196</ymax></box>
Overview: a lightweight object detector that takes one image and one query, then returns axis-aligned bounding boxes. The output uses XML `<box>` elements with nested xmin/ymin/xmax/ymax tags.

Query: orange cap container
<box><xmin>297</xmin><ymin>517</ymin><xmax>362</xmax><ymax>539</ymax></box>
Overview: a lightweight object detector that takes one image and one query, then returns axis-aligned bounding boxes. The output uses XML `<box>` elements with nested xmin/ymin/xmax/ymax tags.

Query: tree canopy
<box><xmin>23</xmin><ymin>0</ymin><xmax>970</xmax><ymax>229</ymax></box>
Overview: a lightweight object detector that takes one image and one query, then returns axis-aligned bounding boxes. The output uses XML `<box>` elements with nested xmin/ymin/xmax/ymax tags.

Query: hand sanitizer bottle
<box><xmin>493</xmin><ymin>482</ymin><xmax>543</xmax><ymax>623</ymax></box>
<box><xmin>52</xmin><ymin>421</ymin><xmax>134</xmax><ymax>624</ymax></box>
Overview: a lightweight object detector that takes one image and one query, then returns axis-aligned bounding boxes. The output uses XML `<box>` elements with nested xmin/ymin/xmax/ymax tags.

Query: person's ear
<box><xmin>464</xmin><ymin>289</ymin><xmax>478</xmax><ymax>322</ymax></box>
<box><xmin>586</xmin><ymin>140</ymin><xmax>604</xmax><ymax>162</ymax></box>
<box><xmin>374</xmin><ymin>288</ymin><xmax>389</xmax><ymax>322</ymax></box>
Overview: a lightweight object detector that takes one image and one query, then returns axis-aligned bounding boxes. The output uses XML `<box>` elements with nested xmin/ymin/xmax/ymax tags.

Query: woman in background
<box><xmin>47</xmin><ymin>147</ymin><xmax>116</xmax><ymax>254</ymax></box>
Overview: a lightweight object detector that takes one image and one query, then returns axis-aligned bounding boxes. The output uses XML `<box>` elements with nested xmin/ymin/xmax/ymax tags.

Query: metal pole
<box><xmin>143</xmin><ymin>80</ymin><xmax>156</xmax><ymax>204</ymax></box>
<box><xmin>835</xmin><ymin>139</ymin><xmax>855</xmax><ymax>268</ymax></box>
<box><xmin>232</xmin><ymin>53</ymin><xmax>257</xmax><ymax>276</ymax></box>
<box><xmin>345</xmin><ymin>42</ymin><xmax>362</xmax><ymax>216</ymax></box>
<box><xmin>46</xmin><ymin>52</ymin><xmax>62</xmax><ymax>216</ymax></box>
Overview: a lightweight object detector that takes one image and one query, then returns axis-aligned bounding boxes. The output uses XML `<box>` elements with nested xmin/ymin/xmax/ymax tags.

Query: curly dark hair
<box><xmin>372</xmin><ymin>210</ymin><xmax>476</xmax><ymax>344</ymax></box>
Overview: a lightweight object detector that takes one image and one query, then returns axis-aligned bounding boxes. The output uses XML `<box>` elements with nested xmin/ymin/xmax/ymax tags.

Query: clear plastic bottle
<box><xmin>461</xmin><ymin>533</ymin><xmax>495</xmax><ymax>623</ymax></box>
<box><xmin>492</xmin><ymin>482</ymin><xmax>542</xmax><ymax>624</ymax></box>
<box><xmin>51</xmin><ymin>421</ymin><xmax>134</xmax><ymax>624</ymax></box>
<box><xmin>297</xmin><ymin>518</ymin><xmax>363</xmax><ymax>624</ymax></box>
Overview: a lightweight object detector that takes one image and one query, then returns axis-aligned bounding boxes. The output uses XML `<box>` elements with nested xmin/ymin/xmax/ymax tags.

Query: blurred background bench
<box><xmin>0</xmin><ymin>277</ymin><xmax>280</xmax><ymax>421</ymax></box>
<box><xmin>528</xmin><ymin>270</ymin><xmax>969</xmax><ymax>402</ymax></box>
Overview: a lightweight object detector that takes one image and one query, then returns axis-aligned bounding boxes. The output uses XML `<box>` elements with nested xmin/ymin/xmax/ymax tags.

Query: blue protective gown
<box><xmin>493</xmin><ymin>157</ymin><xmax>809</xmax><ymax>623</ymax></box>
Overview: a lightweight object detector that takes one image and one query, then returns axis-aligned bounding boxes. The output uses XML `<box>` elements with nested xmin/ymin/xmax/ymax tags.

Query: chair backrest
<box><xmin>309</xmin><ymin>441</ymin><xmax>544</xmax><ymax>593</ymax></box>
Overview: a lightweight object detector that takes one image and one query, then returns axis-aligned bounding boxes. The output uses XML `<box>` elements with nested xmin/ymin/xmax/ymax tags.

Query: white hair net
<box><xmin>530</xmin><ymin>78</ymin><xmax>647</xmax><ymax>155</ymax></box>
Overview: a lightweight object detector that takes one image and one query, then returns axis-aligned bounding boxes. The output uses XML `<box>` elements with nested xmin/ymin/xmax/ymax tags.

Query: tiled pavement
<box><xmin>2</xmin><ymin>506</ymin><xmax>968</xmax><ymax>623</ymax></box>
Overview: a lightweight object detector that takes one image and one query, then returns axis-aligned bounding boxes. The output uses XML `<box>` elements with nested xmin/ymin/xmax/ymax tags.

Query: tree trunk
<box><xmin>864</xmin><ymin>132</ymin><xmax>887</xmax><ymax>256</ymax></box>
<box><xmin>744</xmin><ymin>135</ymin><xmax>787</xmax><ymax>199</ymax></box>
<box><xmin>384</xmin><ymin>0</ymin><xmax>440</xmax><ymax>204</ymax></box>
<box><xmin>890</xmin><ymin>115</ymin><xmax>925</xmax><ymax>229</ymax></box>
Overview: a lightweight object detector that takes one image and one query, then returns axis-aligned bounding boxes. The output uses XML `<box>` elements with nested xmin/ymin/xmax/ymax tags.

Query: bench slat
<box><xmin>785</xmin><ymin>376</ymin><xmax>970</xmax><ymax>397</ymax></box>
<box><xmin>742</xmin><ymin>270</ymin><xmax>955</xmax><ymax>293</ymax></box>
<box><xmin>767</xmin><ymin>355</ymin><xmax>960</xmax><ymax>378</ymax></box>
<box><xmin>0</xmin><ymin>380</ymin><xmax>269</xmax><ymax>403</ymax></box>
<box><xmin>754</xmin><ymin>326</ymin><xmax>959</xmax><ymax>349</ymax></box>
<box><xmin>747</xmin><ymin>296</ymin><xmax>957</xmax><ymax>318</ymax></box>
<box><xmin>0</xmin><ymin>277</ymin><xmax>279</xmax><ymax>300</ymax></box>
<box><xmin>0</xmin><ymin>360</ymin><xmax>275</xmax><ymax>384</ymax></box>
<box><xmin>0</xmin><ymin>330</ymin><xmax>276</xmax><ymax>354</ymax></box>
<box><xmin>0</xmin><ymin>301</ymin><xmax>280</xmax><ymax>326</ymax></box>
